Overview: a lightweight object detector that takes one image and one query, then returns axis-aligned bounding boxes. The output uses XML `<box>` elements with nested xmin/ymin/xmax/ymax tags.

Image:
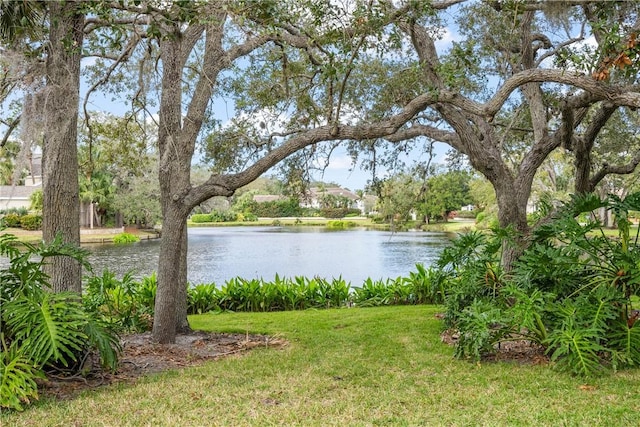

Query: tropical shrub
<box><xmin>0</xmin><ymin>233</ymin><xmax>120</xmax><ymax>411</ymax></box>
<box><xmin>188</xmin><ymin>283</ymin><xmax>219</xmax><ymax>314</ymax></box>
<box><xmin>190</xmin><ymin>211</ymin><xmax>238</xmax><ymax>223</ymax></box>
<box><xmin>112</xmin><ymin>232</ymin><xmax>140</xmax><ymax>244</ymax></box>
<box><xmin>19</xmin><ymin>214</ymin><xmax>42</xmax><ymax>231</ymax></box>
<box><xmin>0</xmin><ymin>213</ymin><xmax>21</xmax><ymax>228</ymax></box>
<box><xmin>353</xmin><ymin>278</ymin><xmax>395</xmax><ymax>306</ymax></box>
<box><xmin>83</xmin><ymin>270</ymin><xmax>154</xmax><ymax>332</ymax></box>
<box><xmin>440</xmin><ymin>193</ymin><xmax>640</xmax><ymax>376</ymax></box>
<box><xmin>406</xmin><ymin>263</ymin><xmax>447</xmax><ymax>305</ymax></box>
<box><xmin>0</xmin><ymin>338</ymin><xmax>44</xmax><ymax>411</ymax></box>
<box><xmin>246</xmin><ymin>198</ymin><xmax>303</xmax><ymax>217</ymax></box>
<box><xmin>320</xmin><ymin>207</ymin><xmax>360</xmax><ymax>218</ymax></box>
<box><xmin>190</xmin><ymin>213</ymin><xmax>211</xmax><ymax>223</ymax></box>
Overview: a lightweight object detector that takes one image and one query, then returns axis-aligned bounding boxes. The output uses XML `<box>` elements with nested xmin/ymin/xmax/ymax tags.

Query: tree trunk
<box><xmin>42</xmin><ymin>2</ymin><xmax>84</xmax><ymax>293</ymax></box>
<box><xmin>175</xmin><ymin>222</ymin><xmax>190</xmax><ymax>333</ymax></box>
<box><xmin>152</xmin><ymin>203</ymin><xmax>190</xmax><ymax>343</ymax></box>
<box><xmin>151</xmin><ymin>29</ymin><xmax>195</xmax><ymax>343</ymax></box>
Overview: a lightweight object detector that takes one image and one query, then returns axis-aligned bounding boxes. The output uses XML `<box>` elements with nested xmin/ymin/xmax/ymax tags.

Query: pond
<box><xmin>84</xmin><ymin>226</ymin><xmax>452</xmax><ymax>286</ymax></box>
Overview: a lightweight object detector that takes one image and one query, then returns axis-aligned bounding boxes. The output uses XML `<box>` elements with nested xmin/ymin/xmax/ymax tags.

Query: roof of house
<box><xmin>307</xmin><ymin>187</ymin><xmax>359</xmax><ymax>201</ymax></box>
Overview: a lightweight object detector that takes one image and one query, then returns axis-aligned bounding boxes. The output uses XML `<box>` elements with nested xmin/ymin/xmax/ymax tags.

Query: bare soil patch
<box><xmin>38</xmin><ymin>331</ymin><xmax>287</xmax><ymax>400</ymax></box>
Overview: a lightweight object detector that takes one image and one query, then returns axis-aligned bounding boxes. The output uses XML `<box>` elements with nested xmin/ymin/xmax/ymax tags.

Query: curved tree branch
<box><xmin>0</xmin><ymin>114</ymin><xmax>21</xmax><ymax>148</ymax></box>
<box><xmin>590</xmin><ymin>153</ymin><xmax>640</xmax><ymax>191</ymax></box>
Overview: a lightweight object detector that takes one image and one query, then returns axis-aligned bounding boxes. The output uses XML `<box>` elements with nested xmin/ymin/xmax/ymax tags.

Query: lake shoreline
<box><xmin>0</xmin><ymin>227</ymin><xmax>160</xmax><ymax>245</ymax></box>
<box><xmin>1</xmin><ymin>218</ymin><xmax>474</xmax><ymax>245</ymax></box>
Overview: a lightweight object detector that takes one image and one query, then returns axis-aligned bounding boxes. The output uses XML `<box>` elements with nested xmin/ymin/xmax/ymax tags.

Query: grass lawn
<box><xmin>2</xmin><ymin>306</ymin><xmax>639</xmax><ymax>426</ymax></box>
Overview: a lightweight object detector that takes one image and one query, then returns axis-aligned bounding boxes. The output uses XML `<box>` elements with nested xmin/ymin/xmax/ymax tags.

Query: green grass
<box><xmin>3</xmin><ymin>306</ymin><xmax>640</xmax><ymax>425</ymax></box>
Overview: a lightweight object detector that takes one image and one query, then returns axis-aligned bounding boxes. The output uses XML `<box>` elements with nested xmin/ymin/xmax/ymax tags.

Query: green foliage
<box><xmin>455</xmin><ymin>209</ymin><xmax>477</xmax><ymax>219</ymax></box>
<box><xmin>353</xmin><ymin>278</ymin><xmax>395</xmax><ymax>306</ymax></box>
<box><xmin>214</xmin><ymin>275</ymin><xmax>351</xmax><ymax>312</ymax></box>
<box><xmin>19</xmin><ymin>214</ymin><xmax>41</xmax><ymax>230</ymax></box>
<box><xmin>352</xmin><ymin>266</ymin><xmax>444</xmax><ymax>307</ymax></box>
<box><xmin>0</xmin><ymin>213</ymin><xmax>21</xmax><ymax>228</ymax></box>
<box><xmin>609</xmin><ymin>321</ymin><xmax>640</xmax><ymax>369</ymax></box>
<box><xmin>320</xmin><ymin>208</ymin><xmax>360</xmax><ymax>218</ymax></box>
<box><xmin>83</xmin><ymin>270</ymin><xmax>154</xmax><ymax>333</ymax></box>
<box><xmin>420</xmin><ymin>170</ymin><xmax>472</xmax><ymax>221</ymax></box>
<box><xmin>29</xmin><ymin>189</ymin><xmax>43</xmax><ymax>212</ymax></box>
<box><xmin>238</xmin><ymin>212</ymin><xmax>258</xmax><ymax>221</ymax></box>
<box><xmin>190</xmin><ymin>211</ymin><xmax>238</xmax><ymax>223</ymax></box>
<box><xmin>0</xmin><ymin>207</ymin><xmax>28</xmax><ymax>216</ymax></box>
<box><xmin>0</xmin><ymin>212</ymin><xmax>42</xmax><ymax>230</ymax></box>
<box><xmin>326</xmin><ymin>220</ymin><xmax>356</xmax><ymax>229</ymax></box>
<box><xmin>0</xmin><ymin>233</ymin><xmax>90</xmax><ymax>305</ymax></box>
<box><xmin>0</xmin><ymin>233</ymin><xmax>120</xmax><ymax>411</ymax></box>
<box><xmin>544</xmin><ymin>294</ymin><xmax>613</xmax><ymax>377</ymax></box>
<box><xmin>190</xmin><ymin>213</ymin><xmax>211</xmax><ymax>223</ymax></box>
<box><xmin>4</xmin><ymin>293</ymin><xmax>88</xmax><ymax>367</ymax></box>
<box><xmin>181</xmin><ymin>265</ymin><xmax>441</xmax><ymax>314</ymax></box>
<box><xmin>439</xmin><ymin>192</ymin><xmax>640</xmax><ymax>376</ymax></box>
<box><xmin>112</xmin><ymin>232</ymin><xmax>140</xmax><ymax>244</ymax></box>
<box><xmin>454</xmin><ymin>300</ymin><xmax>507</xmax><ymax>361</ymax></box>
<box><xmin>0</xmin><ymin>337</ymin><xmax>44</xmax><ymax>412</ymax></box>
<box><xmin>188</xmin><ymin>284</ymin><xmax>219</xmax><ymax>314</ymax></box>
<box><xmin>407</xmin><ymin>263</ymin><xmax>446</xmax><ymax>305</ymax></box>
<box><xmin>245</xmin><ymin>198</ymin><xmax>303</xmax><ymax>218</ymax></box>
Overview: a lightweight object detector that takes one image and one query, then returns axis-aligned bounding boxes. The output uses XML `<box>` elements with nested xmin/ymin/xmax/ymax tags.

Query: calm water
<box><xmin>8</xmin><ymin>227</ymin><xmax>452</xmax><ymax>286</ymax></box>
<box><xmin>86</xmin><ymin>226</ymin><xmax>452</xmax><ymax>285</ymax></box>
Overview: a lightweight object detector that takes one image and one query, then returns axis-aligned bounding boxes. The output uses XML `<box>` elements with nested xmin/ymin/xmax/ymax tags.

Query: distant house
<box><xmin>251</xmin><ymin>187</ymin><xmax>377</xmax><ymax>215</ymax></box>
<box><xmin>0</xmin><ymin>153</ymin><xmax>42</xmax><ymax>211</ymax></box>
<box><xmin>301</xmin><ymin>186</ymin><xmax>363</xmax><ymax>213</ymax></box>
<box><xmin>0</xmin><ymin>184</ymin><xmax>40</xmax><ymax>211</ymax></box>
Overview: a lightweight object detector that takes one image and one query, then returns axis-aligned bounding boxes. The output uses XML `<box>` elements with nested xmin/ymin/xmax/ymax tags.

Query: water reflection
<box><xmin>86</xmin><ymin>227</ymin><xmax>452</xmax><ymax>285</ymax></box>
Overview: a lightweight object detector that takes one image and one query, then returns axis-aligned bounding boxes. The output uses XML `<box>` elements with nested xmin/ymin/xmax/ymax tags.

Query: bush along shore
<box><xmin>83</xmin><ymin>263</ymin><xmax>444</xmax><ymax>333</ymax></box>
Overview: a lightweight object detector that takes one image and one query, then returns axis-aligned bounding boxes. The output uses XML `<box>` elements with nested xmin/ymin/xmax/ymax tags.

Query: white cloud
<box><xmin>81</xmin><ymin>56</ymin><xmax>98</xmax><ymax>68</ymax></box>
<box><xmin>314</xmin><ymin>153</ymin><xmax>356</xmax><ymax>170</ymax></box>
<box><xmin>434</xmin><ymin>27</ymin><xmax>459</xmax><ymax>51</ymax></box>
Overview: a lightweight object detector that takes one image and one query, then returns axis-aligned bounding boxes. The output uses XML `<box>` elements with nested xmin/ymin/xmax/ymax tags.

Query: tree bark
<box><xmin>42</xmin><ymin>1</ymin><xmax>84</xmax><ymax>293</ymax></box>
<box><xmin>152</xmin><ymin>203</ymin><xmax>190</xmax><ymax>343</ymax></box>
